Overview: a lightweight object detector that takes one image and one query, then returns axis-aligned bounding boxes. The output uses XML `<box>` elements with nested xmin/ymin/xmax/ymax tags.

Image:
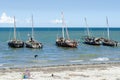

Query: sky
<box><xmin>0</xmin><ymin>0</ymin><xmax>120</xmax><ymax>27</ymax></box>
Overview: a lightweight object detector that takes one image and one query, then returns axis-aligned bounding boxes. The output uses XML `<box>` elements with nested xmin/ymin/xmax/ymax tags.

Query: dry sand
<box><xmin>0</xmin><ymin>63</ymin><xmax>120</xmax><ymax>80</ymax></box>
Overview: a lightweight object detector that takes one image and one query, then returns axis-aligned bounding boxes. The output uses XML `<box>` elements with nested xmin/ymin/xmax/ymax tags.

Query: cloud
<box><xmin>51</xmin><ymin>19</ymin><xmax>62</xmax><ymax>24</ymax></box>
<box><xmin>0</xmin><ymin>12</ymin><xmax>14</xmax><ymax>24</ymax></box>
<box><xmin>26</xmin><ymin>18</ymin><xmax>31</xmax><ymax>23</ymax></box>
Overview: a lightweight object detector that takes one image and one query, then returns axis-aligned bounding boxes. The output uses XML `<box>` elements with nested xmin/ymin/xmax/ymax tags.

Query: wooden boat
<box><xmin>25</xmin><ymin>15</ymin><xmax>43</xmax><ymax>49</ymax></box>
<box><xmin>83</xmin><ymin>36</ymin><xmax>102</xmax><ymax>46</ymax></box>
<box><xmin>56</xmin><ymin>12</ymin><xmax>78</xmax><ymax>48</ymax></box>
<box><xmin>101</xmin><ymin>37</ymin><xmax>118</xmax><ymax>46</ymax></box>
<box><xmin>101</xmin><ymin>17</ymin><xmax>118</xmax><ymax>47</ymax></box>
<box><xmin>8</xmin><ymin>16</ymin><xmax>24</xmax><ymax>48</ymax></box>
<box><xmin>56</xmin><ymin>37</ymin><xmax>78</xmax><ymax>48</ymax></box>
<box><xmin>83</xmin><ymin>17</ymin><xmax>101</xmax><ymax>46</ymax></box>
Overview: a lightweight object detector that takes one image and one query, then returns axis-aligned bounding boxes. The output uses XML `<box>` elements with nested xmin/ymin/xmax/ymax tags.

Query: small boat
<box><xmin>101</xmin><ymin>17</ymin><xmax>118</xmax><ymax>47</ymax></box>
<box><xmin>56</xmin><ymin>12</ymin><xmax>78</xmax><ymax>48</ymax></box>
<box><xmin>83</xmin><ymin>17</ymin><xmax>101</xmax><ymax>46</ymax></box>
<box><xmin>56</xmin><ymin>37</ymin><xmax>78</xmax><ymax>48</ymax></box>
<box><xmin>25</xmin><ymin>15</ymin><xmax>43</xmax><ymax>49</ymax></box>
<box><xmin>101</xmin><ymin>37</ymin><xmax>118</xmax><ymax>47</ymax></box>
<box><xmin>8</xmin><ymin>16</ymin><xmax>24</xmax><ymax>48</ymax></box>
<box><xmin>83</xmin><ymin>36</ymin><xmax>102</xmax><ymax>46</ymax></box>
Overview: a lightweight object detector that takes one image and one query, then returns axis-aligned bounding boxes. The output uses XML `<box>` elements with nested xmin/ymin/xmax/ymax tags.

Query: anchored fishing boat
<box><xmin>83</xmin><ymin>17</ymin><xmax>101</xmax><ymax>46</ymax></box>
<box><xmin>101</xmin><ymin>37</ymin><xmax>118</xmax><ymax>47</ymax></box>
<box><xmin>84</xmin><ymin>36</ymin><xmax>102</xmax><ymax>46</ymax></box>
<box><xmin>25</xmin><ymin>15</ymin><xmax>43</xmax><ymax>49</ymax></box>
<box><xmin>101</xmin><ymin>16</ymin><xmax>118</xmax><ymax>47</ymax></box>
<box><xmin>56</xmin><ymin>12</ymin><xmax>78</xmax><ymax>48</ymax></box>
<box><xmin>8</xmin><ymin>16</ymin><xmax>24</xmax><ymax>48</ymax></box>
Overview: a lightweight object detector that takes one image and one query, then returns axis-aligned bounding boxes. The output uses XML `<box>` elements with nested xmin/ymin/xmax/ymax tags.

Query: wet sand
<box><xmin>0</xmin><ymin>63</ymin><xmax>120</xmax><ymax>80</ymax></box>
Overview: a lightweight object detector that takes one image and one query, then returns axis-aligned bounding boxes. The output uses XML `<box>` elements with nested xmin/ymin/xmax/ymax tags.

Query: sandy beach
<box><xmin>0</xmin><ymin>63</ymin><xmax>120</xmax><ymax>80</ymax></box>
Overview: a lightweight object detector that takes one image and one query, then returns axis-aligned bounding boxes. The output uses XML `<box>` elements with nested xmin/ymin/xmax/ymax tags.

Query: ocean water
<box><xmin>0</xmin><ymin>27</ymin><xmax>120</xmax><ymax>68</ymax></box>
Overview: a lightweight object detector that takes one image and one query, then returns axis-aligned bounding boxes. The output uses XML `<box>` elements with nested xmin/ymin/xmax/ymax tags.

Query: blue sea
<box><xmin>0</xmin><ymin>27</ymin><xmax>120</xmax><ymax>68</ymax></box>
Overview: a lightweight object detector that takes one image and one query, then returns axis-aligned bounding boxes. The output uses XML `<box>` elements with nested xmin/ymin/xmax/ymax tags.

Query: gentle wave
<box><xmin>0</xmin><ymin>64</ymin><xmax>3</xmax><ymax>67</ymax></box>
<box><xmin>90</xmin><ymin>57</ymin><xmax>109</xmax><ymax>61</ymax></box>
<box><xmin>28</xmin><ymin>60</ymin><xmax>48</xmax><ymax>63</ymax></box>
<box><xmin>69</xmin><ymin>60</ymin><xmax>83</xmax><ymax>63</ymax></box>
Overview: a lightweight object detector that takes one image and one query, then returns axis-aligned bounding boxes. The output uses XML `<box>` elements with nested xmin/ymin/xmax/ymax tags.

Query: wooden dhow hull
<box><xmin>101</xmin><ymin>38</ymin><xmax>118</xmax><ymax>47</ymax></box>
<box><xmin>8</xmin><ymin>40</ymin><xmax>24</xmax><ymax>48</ymax></box>
<box><xmin>102</xmin><ymin>42</ymin><xmax>117</xmax><ymax>47</ymax></box>
<box><xmin>83</xmin><ymin>41</ymin><xmax>101</xmax><ymax>46</ymax></box>
<box><xmin>83</xmin><ymin>36</ymin><xmax>102</xmax><ymax>46</ymax></box>
<box><xmin>56</xmin><ymin>38</ymin><xmax>77</xmax><ymax>48</ymax></box>
<box><xmin>25</xmin><ymin>41</ymin><xmax>43</xmax><ymax>49</ymax></box>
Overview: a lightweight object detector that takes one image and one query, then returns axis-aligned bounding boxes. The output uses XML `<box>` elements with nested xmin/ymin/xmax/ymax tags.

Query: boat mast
<box><xmin>13</xmin><ymin>16</ymin><xmax>16</xmax><ymax>40</ymax></box>
<box><xmin>61</xmin><ymin>12</ymin><xmax>65</xmax><ymax>39</ymax></box>
<box><xmin>106</xmin><ymin>16</ymin><xmax>110</xmax><ymax>39</ymax></box>
<box><xmin>31</xmin><ymin>15</ymin><xmax>34</xmax><ymax>39</ymax></box>
<box><xmin>62</xmin><ymin>12</ymin><xmax>70</xmax><ymax>40</ymax></box>
<box><xmin>65</xmin><ymin>24</ymin><xmax>70</xmax><ymax>40</ymax></box>
<box><xmin>84</xmin><ymin>17</ymin><xmax>90</xmax><ymax>37</ymax></box>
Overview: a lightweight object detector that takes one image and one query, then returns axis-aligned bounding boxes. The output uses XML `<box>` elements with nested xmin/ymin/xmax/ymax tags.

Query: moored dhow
<box><xmin>100</xmin><ymin>38</ymin><xmax>118</xmax><ymax>47</ymax></box>
<box><xmin>25</xmin><ymin>15</ymin><xmax>43</xmax><ymax>49</ymax></box>
<box><xmin>83</xmin><ymin>36</ymin><xmax>102</xmax><ymax>46</ymax></box>
<box><xmin>56</xmin><ymin>37</ymin><xmax>78</xmax><ymax>48</ymax></box>
<box><xmin>8</xmin><ymin>16</ymin><xmax>24</xmax><ymax>48</ymax></box>
<box><xmin>56</xmin><ymin>12</ymin><xmax>78</xmax><ymax>48</ymax></box>
<box><xmin>83</xmin><ymin>17</ymin><xmax>102</xmax><ymax>46</ymax></box>
<box><xmin>101</xmin><ymin>16</ymin><xmax>119</xmax><ymax>47</ymax></box>
<box><xmin>26</xmin><ymin>37</ymin><xmax>43</xmax><ymax>48</ymax></box>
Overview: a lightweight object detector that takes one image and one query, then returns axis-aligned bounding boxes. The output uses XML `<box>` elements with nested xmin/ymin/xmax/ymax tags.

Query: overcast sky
<box><xmin>0</xmin><ymin>0</ymin><xmax>120</xmax><ymax>27</ymax></box>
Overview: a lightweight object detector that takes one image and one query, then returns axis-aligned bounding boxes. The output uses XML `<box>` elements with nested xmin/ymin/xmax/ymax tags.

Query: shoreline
<box><xmin>1</xmin><ymin>62</ymin><xmax>120</xmax><ymax>72</ymax></box>
<box><xmin>0</xmin><ymin>63</ymin><xmax>120</xmax><ymax>80</ymax></box>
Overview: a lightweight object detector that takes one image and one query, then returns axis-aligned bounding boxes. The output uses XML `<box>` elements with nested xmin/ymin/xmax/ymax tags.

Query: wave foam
<box><xmin>90</xmin><ymin>57</ymin><xmax>109</xmax><ymax>61</ymax></box>
<box><xmin>70</xmin><ymin>60</ymin><xmax>83</xmax><ymax>63</ymax></box>
<box><xmin>0</xmin><ymin>64</ymin><xmax>3</xmax><ymax>67</ymax></box>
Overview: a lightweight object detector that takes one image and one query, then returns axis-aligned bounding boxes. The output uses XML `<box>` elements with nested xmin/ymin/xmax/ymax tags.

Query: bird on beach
<box><xmin>51</xmin><ymin>74</ymin><xmax>54</xmax><ymax>77</ymax></box>
<box><xmin>34</xmin><ymin>55</ymin><xmax>38</xmax><ymax>58</ymax></box>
